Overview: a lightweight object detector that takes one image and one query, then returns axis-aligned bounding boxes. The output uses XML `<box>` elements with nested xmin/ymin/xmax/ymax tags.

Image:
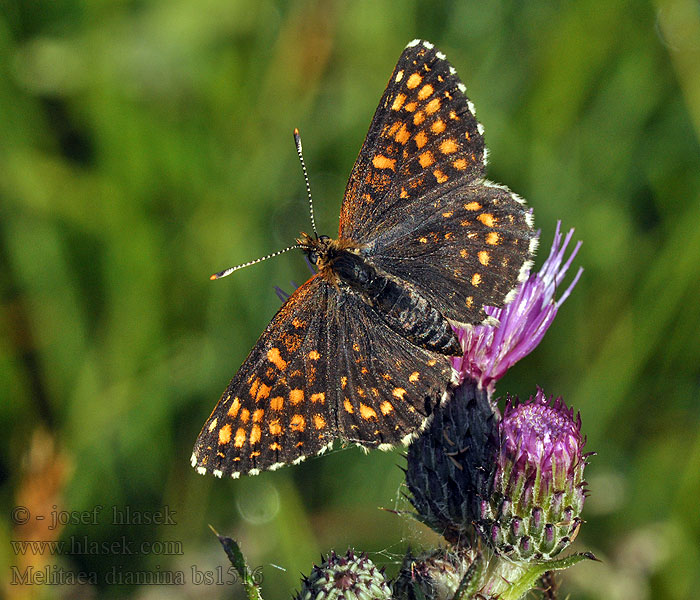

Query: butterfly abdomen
<box><xmin>330</xmin><ymin>249</ymin><xmax>461</xmax><ymax>356</ymax></box>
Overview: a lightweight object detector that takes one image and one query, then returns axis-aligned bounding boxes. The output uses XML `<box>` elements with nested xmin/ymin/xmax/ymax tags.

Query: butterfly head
<box><xmin>297</xmin><ymin>232</ymin><xmax>360</xmax><ymax>279</ymax></box>
<box><xmin>297</xmin><ymin>232</ymin><xmax>332</xmax><ymax>268</ymax></box>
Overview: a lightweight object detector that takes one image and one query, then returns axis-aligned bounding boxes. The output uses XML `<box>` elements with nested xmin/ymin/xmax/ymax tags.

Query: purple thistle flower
<box><xmin>452</xmin><ymin>222</ymin><xmax>583</xmax><ymax>394</ymax></box>
<box><xmin>477</xmin><ymin>389</ymin><xmax>589</xmax><ymax>561</ymax></box>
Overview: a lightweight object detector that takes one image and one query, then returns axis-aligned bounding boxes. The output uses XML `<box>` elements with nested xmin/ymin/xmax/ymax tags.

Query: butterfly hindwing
<box><xmin>339</xmin><ymin>40</ymin><xmax>486</xmax><ymax>244</ymax></box>
<box><xmin>192</xmin><ymin>276</ymin><xmax>335</xmax><ymax>477</ymax></box>
<box><xmin>329</xmin><ymin>291</ymin><xmax>455</xmax><ymax>447</ymax></box>
<box><xmin>368</xmin><ymin>182</ymin><xmax>535</xmax><ymax>325</ymax></box>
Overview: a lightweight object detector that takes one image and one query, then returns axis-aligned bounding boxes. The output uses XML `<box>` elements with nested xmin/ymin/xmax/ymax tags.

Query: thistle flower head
<box><xmin>500</xmin><ymin>389</ymin><xmax>584</xmax><ymax>487</ymax></box>
<box><xmin>478</xmin><ymin>390</ymin><xmax>589</xmax><ymax>561</ymax></box>
<box><xmin>453</xmin><ymin>222</ymin><xmax>582</xmax><ymax>394</ymax></box>
<box><xmin>296</xmin><ymin>550</ymin><xmax>392</xmax><ymax>600</ymax></box>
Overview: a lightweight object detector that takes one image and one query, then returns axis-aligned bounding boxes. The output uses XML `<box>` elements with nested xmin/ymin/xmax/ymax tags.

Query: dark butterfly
<box><xmin>192</xmin><ymin>40</ymin><xmax>536</xmax><ymax>478</ymax></box>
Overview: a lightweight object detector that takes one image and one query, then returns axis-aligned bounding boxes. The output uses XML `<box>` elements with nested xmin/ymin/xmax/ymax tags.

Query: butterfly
<box><xmin>192</xmin><ymin>39</ymin><xmax>536</xmax><ymax>478</ymax></box>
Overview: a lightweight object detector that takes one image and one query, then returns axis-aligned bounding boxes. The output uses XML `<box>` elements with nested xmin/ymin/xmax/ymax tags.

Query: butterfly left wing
<box><xmin>192</xmin><ymin>275</ymin><xmax>336</xmax><ymax>478</ymax></box>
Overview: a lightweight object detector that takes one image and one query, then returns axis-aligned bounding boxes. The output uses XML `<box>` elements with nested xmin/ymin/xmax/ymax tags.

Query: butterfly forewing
<box><xmin>192</xmin><ymin>276</ymin><xmax>335</xmax><ymax>477</ymax></box>
<box><xmin>339</xmin><ymin>40</ymin><xmax>486</xmax><ymax>244</ymax></box>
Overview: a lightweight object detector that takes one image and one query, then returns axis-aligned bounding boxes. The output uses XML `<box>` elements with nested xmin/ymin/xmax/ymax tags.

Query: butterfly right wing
<box><xmin>328</xmin><ymin>289</ymin><xmax>456</xmax><ymax>448</ymax></box>
<box><xmin>339</xmin><ymin>40</ymin><xmax>486</xmax><ymax>245</ymax></box>
<box><xmin>192</xmin><ymin>275</ymin><xmax>335</xmax><ymax>478</ymax></box>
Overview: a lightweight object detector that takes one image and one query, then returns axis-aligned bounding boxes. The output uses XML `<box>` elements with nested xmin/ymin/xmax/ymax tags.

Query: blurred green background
<box><xmin>2</xmin><ymin>0</ymin><xmax>699</xmax><ymax>598</ymax></box>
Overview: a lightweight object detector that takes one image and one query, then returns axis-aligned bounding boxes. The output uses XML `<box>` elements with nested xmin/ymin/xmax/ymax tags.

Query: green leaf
<box><xmin>499</xmin><ymin>552</ymin><xmax>597</xmax><ymax>600</ymax></box>
<box><xmin>211</xmin><ymin>525</ymin><xmax>264</xmax><ymax>600</ymax></box>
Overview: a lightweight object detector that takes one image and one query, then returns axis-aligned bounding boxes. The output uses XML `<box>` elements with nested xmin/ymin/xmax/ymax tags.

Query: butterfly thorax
<box><xmin>298</xmin><ymin>232</ymin><xmax>461</xmax><ymax>357</ymax></box>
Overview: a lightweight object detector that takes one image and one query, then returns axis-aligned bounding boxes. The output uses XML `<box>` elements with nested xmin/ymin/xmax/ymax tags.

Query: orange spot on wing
<box><xmin>460</xmin><ymin>249</ymin><xmax>469</xmax><ymax>258</ymax></box>
<box><xmin>433</xmin><ymin>169</ymin><xmax>448</xmax><ymax>183</ymax></box>
<box><xmin>269</xmin><ymin>442</ymin><xmax>282</xmax><ymax>451</ymax></box>
<box><xmin>395</xmin><ymin>124</ymin><xmax>410</xmax><ymax>144</ymax></box>
<box><xmin>439</xmin><ymin>138</ymin><xmax>458</xmax><ymax>154</ymax></box>
<box><xmin>478</xmin><ymin>213</ymin><xmax>497</xmax><ymax>227</ymax></box>
<box><xmin>359</xmin><ymin>403</ymin><xmax>378</xmax><ymax>420</ymax></box>
<box><xmin>404</xmin><ymin>101</ymin><xmax>418</xmax><ymax>112</ymax></box>
<box><xmin>252</xmin><ymin>408</ymin><xmax>264</xmax><ymax>422</ymax></box>
<box><xmin>270</xmin><ymin>396</ymin><xmax>284</xmax><ymax>411</ymax></box>
<box><xmin>392</xmin><ymin>387</ymin><xmax>407</xmax><ymax>400</ymax></box>
<box><xmin>478</xmin><ymin>251</ymin><xmax>490</xmax><ymax>265</ymax></box>
<box><xmin>414</xmin><ymin>131</ymin><xmax>428</xmax><ymax>148</ymax></box>
<box><xmin>466</xmin><ymin>296</ymin><xmax>474</xmax><ymax>308</ymax></box>
<box><xmin>249</xmin><ymin>378</ymin><xmax>260</xmax><ymax>398</ymax></box>
<box><xmin>465</xmin><ymin>201</ymin><xmax>482</xmax><ymax>211</ymax></box>
<box><xmin>249</xmin><ymin>425</ymin><xmax>261</xmax><ymax>445</ymax></box>
<box><xmin>308</xmin><ymin>350</ymin><xmax>320</xmax><ymax>360</ymax></box>
<box><xmin>267</xmin><ymin>347</ymin><xmax>287</xmax><ymax>370</ymax></box>
<box><xmin>208</xmin><ymin>418</ymin><xmax>218</xmax><ymax>432</ymax></box>
<box><xmin>218</xmin><ymin>423</ymin><xmax>232</xmax><ymax>445</ymax></box>
<box><xmin>310</xmin><ymin>392</ymin><xmax>326</xmax><ymax>404</ymax></box>
<box><xmin>240</xmin><ymin>408</ymin><xmax>250</xmax><ymax>423</ymax></box>
<box><xmin>313</xmin><ymin>414</ymin><xmax>326</xmax><ymax>430</ymax></box>
<box><xmin>431</xmin><ymin>119</ymin><xmax>446</xmax><ymax>134</ymax></box>
<box><xmin>289</xmin><ymin>389</ymin><xmax>304</xmax><ymax>405</ymax></box>
<box><xmin>453</xmin><ymin>158</ymin><xmax>468</xmax><ymax>170</ymax></box>
<box><xmin>426</xmin><ymin>98</ymin><xmax>441</xmax><ymax>114</ymax></box>
<box><xmin>269</xmin><ymin>420</ymin><xmax>282</xmax><ymax>436</ymax></box>
<box><xmin>256</xmin><ymin>383</ymin><xmax>271</xmax><ymax>401</ymax></box>
<box><xmin>373</xmin><ymin>154</ymin><xmax>396</xmax><ymax>170</ymax></box>
<box><xmin>234</xmin><ymin>427</ymin><xmax>246</xmax><ymax>448</ymax></box>
<box><xmin>413</xmin><ymin>111</ymin><xmax>426</xmax><ymax>125</ymax></box>
<box><xmin>417</xmin><ymin>83</ymin><xmax>434</xmax><ymax>100</ymax></box>
<box><xmin>344</xmin><ymin>398</ymin><xmax>354</xmax><ymax>413</ymax></box>
<box><xmin>419</xmin><ymin>151</ymin><xmax>435</xmax><ymax>168</ymax></box>
<box><xmin>409</xmin><ymin>372</ymin><xmax>420</xmax><ymax>383</ymax></box>
<box><xmin>486</xmin><ymin>231</ymin><xmax>500</xmax><ymax>245</ymax></box>
<box><xmin>406</xmin><ymin>72</ymin><xmax>422</xmax><ymax>89</ymax></box>
<box><xmin>380</xmin><ymin>401</ymin><xmax>394</xmax><ymax>415</ymax></box>
<box><xmin>471</xmin><ymin>273</ymin><xmax>482</xmax><ymax>287</ymax></box>
<box><xmin>290</xmin><ymin>414</ymin><xmax>306</xmax><ymax>432</ymax></box>
<box><xmin>391</xmin><ymin>93</ymin><xmax>406</xmax><ymax>111</ymax></box>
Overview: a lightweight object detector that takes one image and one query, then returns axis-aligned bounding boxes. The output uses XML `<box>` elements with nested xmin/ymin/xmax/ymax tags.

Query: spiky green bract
<box><xmin>392</xmin><ymin>548</ymin><xmax>481</xmax><ymax>600</ymax></box>
<box><xmin>405</xmin><ymin>380</ymin><xmax>499</xmax><ymax>545</ymax></box>
<box><xmin>477</xmin><ymin>390</ymin><xmax>588</xmax><ymax>561</ymax></box>
<box><xmin>296</xmin><ymin>550</ymin><xmax>391</xmax><ymax>600</ymax></box>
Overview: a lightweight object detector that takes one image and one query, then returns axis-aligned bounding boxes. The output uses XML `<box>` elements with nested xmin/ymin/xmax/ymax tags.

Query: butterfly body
<box><xmin>193</xmin><ymin>40</ymin><xmax>537</xmax><ymax>479</ymax></box>
<box><xmin>300</xmin><ymin>232</ymin><xmax>461</xmax><ymax>356</ymax></box>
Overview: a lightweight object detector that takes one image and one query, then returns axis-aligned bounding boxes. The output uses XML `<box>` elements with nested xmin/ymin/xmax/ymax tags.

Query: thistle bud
<box><xmin>405</xmin><ymin>381</ymin><xmax>499</xmax><ymax>545</ymax></box>
<box><xmin>296</xmin><ymin>550</ymin><xmax>391</xmax><ymax>600</ymax></box>
<box><xmin>392</xmin><ymin>548</ymin><xmax>479</xmax><ymax>600</ymax></box>
<box><xmin>477</xmin><ymin>390</ymin><xmax>589</xmax><ymax>561</ymax></box>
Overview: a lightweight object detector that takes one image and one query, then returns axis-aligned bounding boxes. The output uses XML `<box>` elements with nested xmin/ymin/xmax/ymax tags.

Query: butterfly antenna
<box><xmin>293</xmin><ymin>128</ymin><xmax>318</xmax><ymax>238</ymax></box>
<box><xmin>210</xmin><ymin>244</ymin><xmax>302</xmax><ymax>280</ymax></box>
